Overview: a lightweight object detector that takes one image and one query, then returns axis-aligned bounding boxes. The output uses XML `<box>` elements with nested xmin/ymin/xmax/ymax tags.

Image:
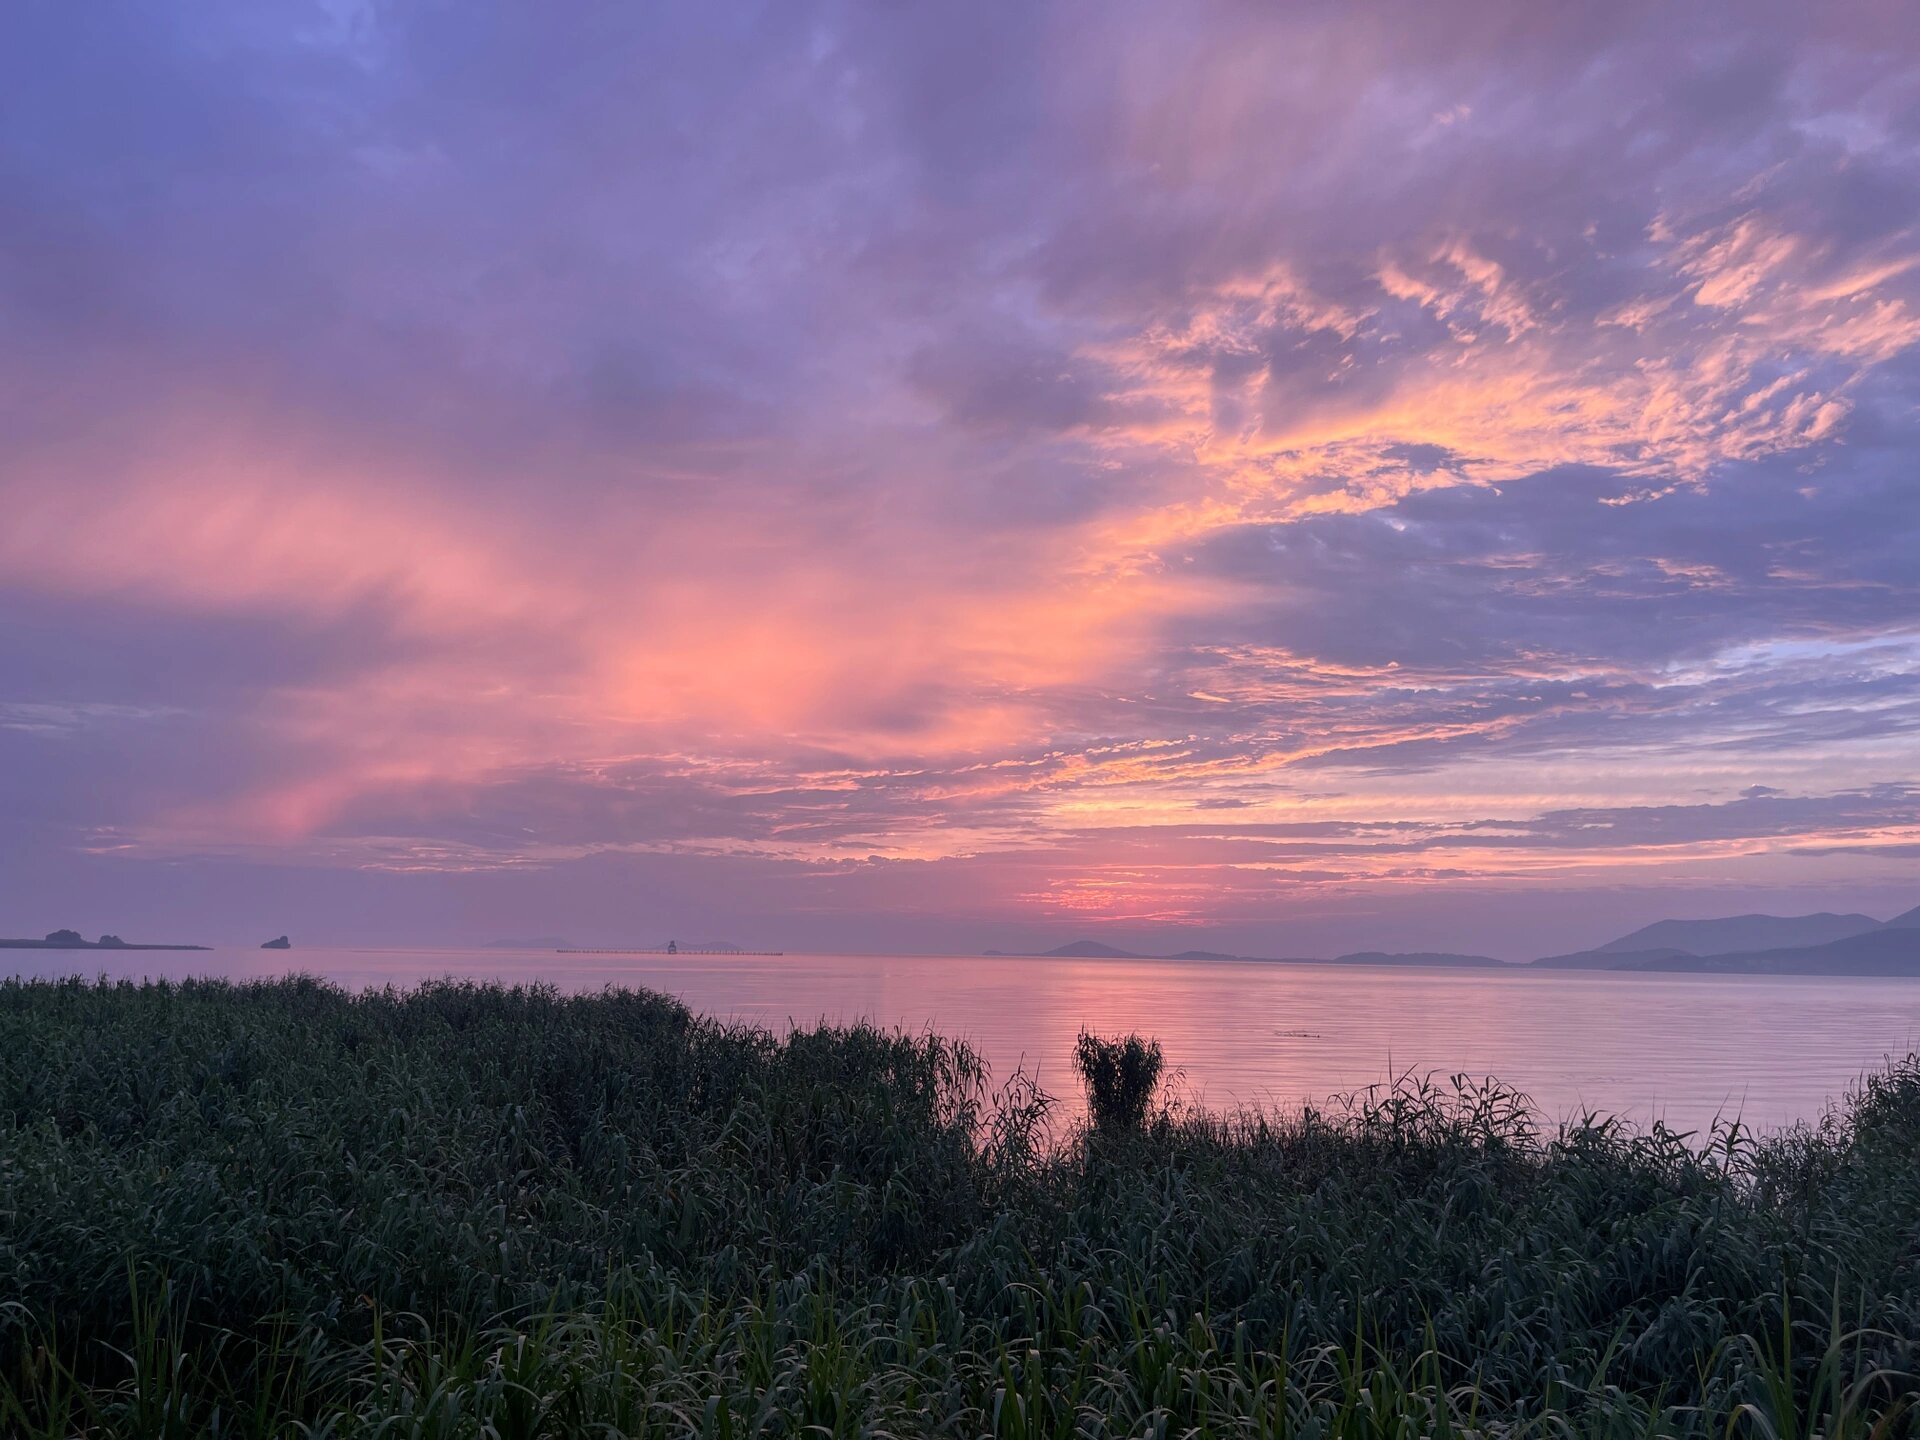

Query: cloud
<box><xmin>2</xmin><ymin>1</ymin><xmax>1919</xmax><ymax>949</ymax></box>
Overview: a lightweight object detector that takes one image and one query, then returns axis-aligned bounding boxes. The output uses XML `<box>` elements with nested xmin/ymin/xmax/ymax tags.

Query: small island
<box><xmin>0</xmin><ymin>929</ymin><xmax>209</xmax><ymax>951</ymax></box>
<box><xmin>261</xmin><ymin>935</ymin><xmax>292</xmax><ymax>950</ymax></box>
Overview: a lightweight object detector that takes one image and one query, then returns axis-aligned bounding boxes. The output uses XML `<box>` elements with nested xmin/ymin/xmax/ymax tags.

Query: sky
<box><xmin>3</xmin><ymin>1</ymin><xmax>1920</xmax><ymax>959</ymax></box>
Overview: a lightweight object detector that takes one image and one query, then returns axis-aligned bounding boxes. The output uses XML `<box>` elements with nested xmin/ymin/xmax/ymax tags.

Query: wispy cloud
<box><xmin>2</xmin><ymin>0</ymin><xmax>1918</xmax><ymax>949</ymax></box>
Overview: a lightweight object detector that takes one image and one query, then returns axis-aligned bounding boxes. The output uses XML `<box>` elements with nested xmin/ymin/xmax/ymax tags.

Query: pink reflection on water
<box><xmin>9</xmin><ymin>947</ymin><xmax>1920</xmax><ymax>1136</ymax></box>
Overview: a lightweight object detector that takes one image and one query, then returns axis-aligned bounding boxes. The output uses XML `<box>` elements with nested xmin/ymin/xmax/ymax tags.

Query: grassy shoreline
<box><xmin>1</xmin><ymin>975</ymin><xmax>1915</xmax><ymax>1436</ymax></box>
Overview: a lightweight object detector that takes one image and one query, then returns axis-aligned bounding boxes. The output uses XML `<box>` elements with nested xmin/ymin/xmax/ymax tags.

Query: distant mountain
<box><xmin>1331</xmin><ymin>951</ymin><xmax>1506</xmax><ymax>968</ymax></box>
<box><xmin>992</xmin><ymin>911</ymin><xmax>1920</xmax><ymax>977</ymax></box>
<box><xmin>1606</xmin><ymin>927</ymin><xmax>1920</xmax><ymax>976</ymax></box>
<box><xmin>1542</xmin><ymin>902</ymin><xmax>1920</xmax><ymax>975</ymax></box>
<box><xmin>1594</xmin><ymin>912</ymin><xmax>1882</xmax><ymax>957</ymax></box>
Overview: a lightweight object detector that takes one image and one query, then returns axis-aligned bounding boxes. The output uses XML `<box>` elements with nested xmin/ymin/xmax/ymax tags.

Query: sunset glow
<box><xmin>4</xmin><ymin>2</ymin><xmax>1919</xmax><ymax>955</ymax></box>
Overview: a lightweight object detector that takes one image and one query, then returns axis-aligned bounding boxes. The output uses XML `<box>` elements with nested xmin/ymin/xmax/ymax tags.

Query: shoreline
<box><xmin>0</xmin><ymin>938</ymin><xmax>210</xmax><ymax>951</ymax></box>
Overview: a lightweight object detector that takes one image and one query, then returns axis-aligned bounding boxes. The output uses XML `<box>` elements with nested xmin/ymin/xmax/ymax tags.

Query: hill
<box><xmin>1000</xmin><ymin>911</ymin><xmax>1920</xmax><ymax>976</ymax></box>
<box><xmin>1594</xmin><ymin>911</ymin><xmax>1883</xmax><ymax>957</ymax></box>
<box><xmin>1606</xmin><ymin>926</ymin><xmax>1920</xmax><ymax>976</ymax></box>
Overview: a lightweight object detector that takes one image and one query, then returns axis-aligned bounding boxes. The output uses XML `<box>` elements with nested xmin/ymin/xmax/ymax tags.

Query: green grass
<box><xmin>0</xmin><ymin>975</ymin><xmax>1915</xmax><ymax>1436</ymax></box>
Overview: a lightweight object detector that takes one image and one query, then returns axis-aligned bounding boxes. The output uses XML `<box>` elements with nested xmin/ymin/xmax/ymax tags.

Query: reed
<box><xmin>1</xmin><ymin>975</ymin><xmax>1914</xmax><ymax>1435</ymax></box>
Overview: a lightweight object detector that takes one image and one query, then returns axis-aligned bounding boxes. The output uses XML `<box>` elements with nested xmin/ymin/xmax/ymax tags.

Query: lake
<box><xmin>9</xmin><ymin>945</ymin><xmax>1920</xmax><ymax>1135</ymax></box>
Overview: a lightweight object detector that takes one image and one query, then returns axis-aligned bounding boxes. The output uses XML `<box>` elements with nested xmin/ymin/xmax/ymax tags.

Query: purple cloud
<box><xmin>2</xmin><ymin>1</ymin><xmax>1918</xmax><ymax>953</ymax></box>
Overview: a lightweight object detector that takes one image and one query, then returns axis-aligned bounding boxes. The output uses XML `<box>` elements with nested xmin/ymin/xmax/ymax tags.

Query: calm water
<box><xmin>10</xmin><ymin>946</ymin><xmax>1920</xmax><ymax>1135</ymax></box>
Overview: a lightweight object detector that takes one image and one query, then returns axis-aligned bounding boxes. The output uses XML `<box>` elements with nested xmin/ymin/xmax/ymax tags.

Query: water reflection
<box><xmin>9</xmin><ymin>946</ymin><xmax>1919</xmax><ymax>1134</ymax></box>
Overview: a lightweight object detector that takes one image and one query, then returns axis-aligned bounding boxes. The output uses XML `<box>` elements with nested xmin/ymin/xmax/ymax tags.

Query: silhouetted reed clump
<box><xmin>0</xmin><ymin>975</ymin><xmax>1916</xmax><ymax>1436</ymax></box>
<box><xmin>1073</xmin><ymin>1028</ymin><xmax>1163</xmax><ymax>1134</ymax></box>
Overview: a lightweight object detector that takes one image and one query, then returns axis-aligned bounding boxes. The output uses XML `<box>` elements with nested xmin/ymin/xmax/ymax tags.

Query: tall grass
<box><xmin>1073</xmin><ymin>1030</ymin><xmax>1163</xmax><ymax>1136</ymax></box>
<box><xmin>0</xmin><ymin>975</ymin><xmax>1914</xmax><ymax>1435</ymax></box>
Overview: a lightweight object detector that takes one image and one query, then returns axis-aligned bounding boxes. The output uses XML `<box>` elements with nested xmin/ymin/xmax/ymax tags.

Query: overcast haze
<box><xmin>4</xmin><ymin>2</ymin><xmax>1920</xmax><ymax>957</ymax></box>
